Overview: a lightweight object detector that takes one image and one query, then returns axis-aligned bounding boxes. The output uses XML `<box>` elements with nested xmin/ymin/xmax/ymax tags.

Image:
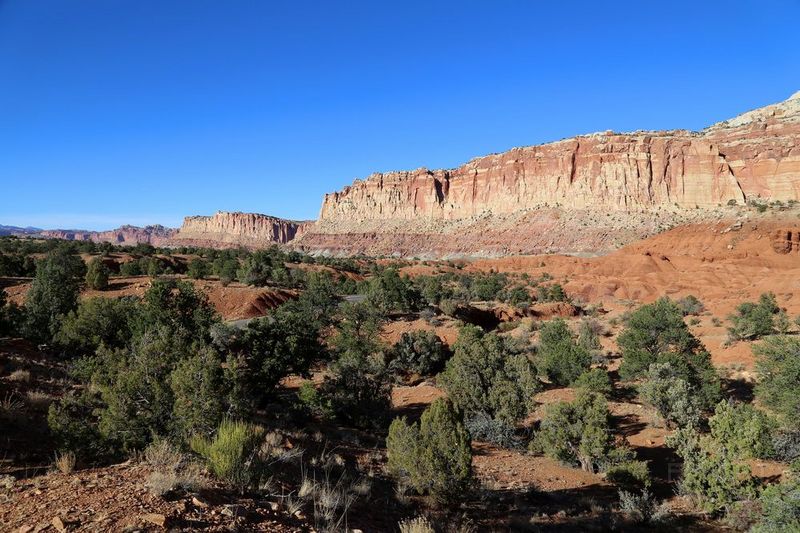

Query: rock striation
<box><xmin>38</xmin><ymin>225</ymin><xmax>176</xmax><ymax>246</ymax></box>
<box><xmin>297</xmin><ymin>92</ymin><xmax>800</xmax><ymax>256</ymax></box>
<box><xmin>170</xmin><ymin>211</ymin><xmax>310</xmax><ymax>248</ymax></box>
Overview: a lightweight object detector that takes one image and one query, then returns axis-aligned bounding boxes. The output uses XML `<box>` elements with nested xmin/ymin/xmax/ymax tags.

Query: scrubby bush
<box><xmin>387</xmin><ymin>399</ymin><xmax>472</xmax><ymax>503</ymax></box>
<box><xmin>606</xmin><ymin>461</ymin><xmax>651</xmax><ymax>491</ymax></box>
<box><xmin>85</xmin><ymin>257</ymin><xmax>110</xmax><ymax>290</ymax></box>
<box><xmin>667</xmin><ymin>427</ymin><xmax>757</xmax><ymax>513</ymax></box>
<box><xmin>536</xmin><ymin>283</ymin><xmax>568</xmax><ymax>303</ymax></box>
<box><xmin>755</xmin><ymin>335</ymin><xmax>800</xmax><ymax>428</ymax></box>
<box><xmin>190</xmin><ymin>419</ymin><xmax>265</xmax><ymax>492</ymax></box>
<box><xmin>536</xmin><ymin>319</ymin><xmax>591</xmax><ymax>386</ymax></box>
<box><xmin>618</xmin><ymin>298</ymin><xmax>721</xmax><ymax>410</ymax></box>
<box><xmin>533</xmin><ymin>390</ymin><xmax>631</xmax><ymax>473</ymax></box>
<box><xmin>638</xmin><ymin>362</ymin><xmax>702</xmax><ymax>428</ymax></box>
<box><xmin>728</xmin><ymin>292</ymin><xmax>779</xmax><ymax>341</ymax></box>
<box><xmin>47</xmin><ymin>390</ymin><xmax>113</xmax><ymax>462</ymax></box>
<box><xmin>469</xmin><ymin>272</ymin><xmax>509</xmax><ymax>301</ymax></box>
<box><xmin>709</xmin><ymin>400</ymin><xmax>775</xmax><ymax>460</ymax></box>
<box><xmin>574</xmin><ymin>368</ymin><xmax>613</xmax><ymax>396</ymax></box>
<box><xmin>773</xmin><ymin>430</ymin><xmax>800</xmax><ymax>463</ymax></box>
<box><xmin>577</xmin><ymin>318</ymin><xmax>603</xmax><ymax>352</ymax></box>
<box><xmin>212</xmin><ymin>257</ymin><xmax>239</xmax><ymax>285</ymax></box>
<box><xmin>676</xmin><ymin>295</ymin><xmax>705</xmax><ymax>316</ymax></box>
<box><xmin>388</xmin><ymin>330</ymin><xmax>448</xmax><ymax>378</ymax></box>
<box><xmin>438</xmin><ymin>325</ymin><xmax>538</xmax><ymax>423</ymax></box>
<box><xmin>618</xmin><ymin>489</ymin><xmax>669</xmax><ymax>525</ymax></box>
<box><xmin>465</xmin><ymin>411</ymin><xmax>520</xmax><ymax>448</ymax></box>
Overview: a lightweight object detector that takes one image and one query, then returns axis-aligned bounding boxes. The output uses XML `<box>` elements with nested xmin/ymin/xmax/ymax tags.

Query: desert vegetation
<box><xmin>2</xmin><ymin>233</ymin><xmax>800</xmax><ymax>531</ymax></box>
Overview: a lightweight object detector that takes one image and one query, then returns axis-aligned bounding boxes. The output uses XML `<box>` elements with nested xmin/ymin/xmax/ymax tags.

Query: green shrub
<box><xmin>709</xmin><ymin>400</ymin><xmax>776</xmax><ymax>460</ymax></box>
<box><xmin>751</xmin><ymin>476</ymin><xmax>800</xmax><ymax>532</ymax></box>
<box><xmin>755</xmin><ymin>335</ymin><xmax>800</xmax><ymax>428</ymax></box>
<box><xmin>666</xmin><ymin>427</ymin><xmax>757</xmax><ymax>513</ymax></box>
<box><xmin>533</xmin><ymin>390</ymin><xmax>631</xmax><ymax>472</ymax></box>
<box><xmin>388</xmin><ymin>330</ymin><xmax>448</xmax><ymax>377</ymax></box>
<box><xmin>574</xmin><ymin>368</ymin><xmax>612</xmax><ymax>396</ymax></box>
<box><xmin>438</xmin><ymin>325</ymin><xmax>538</xmax><ymax>423</ymax></box>
<box><xmin>536</xmin><ymin>319</ymin><xmax>591</xmax><ymax>386</ymax></box>
<box><xmin>190</xmin><ymin>419</ymin><xmax>265</xmax><ymax>491</ymax></box>
<box><xmin>387</xmin><ymin>399</ymin><xmax>472</xmax><ymax>503</ymax></box>
<box><xmin>638</xmin><ymin>362</ymin><xmax>702</xmax><ymax>428</ymax></box>
<box><xmin>727</xmin><ymin>293</ymin><xmax>779</xmax><ymax>341</ymax></box>
<box><xmin>85</xmin><ymin>257</ymin><xmax>110</xmax><ymax>290</ymax></box>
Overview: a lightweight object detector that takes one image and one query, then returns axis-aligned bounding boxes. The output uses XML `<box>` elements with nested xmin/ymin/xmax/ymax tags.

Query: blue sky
<box><xmin>2</xmin><ymin>0</ymin><xmax>799</xmax><ymax>230</ymax></box>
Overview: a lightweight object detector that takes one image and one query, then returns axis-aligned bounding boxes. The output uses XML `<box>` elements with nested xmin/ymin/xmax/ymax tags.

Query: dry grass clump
<box><xmin>399</xmin><ymin>516</ymin><xmax>436</xmax><ymax>533</ymax></box>
<box><xmin>0</xmin><ymin>393</ymin><xmax>24</xmax><ymax>423</ymax></box>
<box><xmin>8</xmin><ymin>369</ymin><xmax>31</xmax><ymax>382</ymax></box>
<box><xmin>143</xmin><ymin>440</ymin><xmax>208</xmax><ymax>497</ymax></box>
<box><xmin>26</xmin><ymin>391</ymin><xmax>52</xmax><ymax>412</ymax></box>
<box><xmin>54</xmin><ymin>451</ymin><xmax>76</xmax><ymax>474</ymax></box>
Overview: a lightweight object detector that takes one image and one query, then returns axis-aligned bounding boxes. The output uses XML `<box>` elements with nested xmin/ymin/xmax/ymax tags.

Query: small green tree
<box><xmin>23</xmin><ymin>250</ymin><xmax>83</xmax><ymax>342</ymax></box>
<box><xmin>85</xmin><ymin>257</ymin><xmax>110</xmax><ymax>290</ymax></box>
<box><xmin>574</xmin><ymin>368</ymin><xmax>613</xmax><ymax>396</ymax></box>
<box><xmin>366</xmin><ymin>267</ymin><xmax>422</xmax><ymax>313</ymax></box>
<box><xmin>387</xmin><ymin>398</ymin><xmax>472</xmax><ymax>503</ymax></box>
<box><xmin>618</xmin><ymin>298</ymin><xmax>721</xmax><ymax>409</ymax></box>
<box><xmin>388</xmin><ymin>330</ymin><xmax>448</xmax><ymax>377</ymax></box>
<box><xmin>533</xmin><ymin>390</ymin><xmax>630</xmax><ymax>472</ymax></box>
<box><xmin>438</xmin><ymin>325</ymin><xmax>538</xmax><ymax>423</ymax></box>
<box><xmin>536</xmin><ymin>318</ymin><xmax>591</xmax><ymax>386</ymax></box>
<box><xmin>728</xmin><ymin>293</ymin><xmax>779</xmax><ymax>341</ymax></box>
<box><xmin>55</xmin><ymin>297</ymin><xmax>139</xmax><ymax>355</ymax></box>
<box><xmin>186</xmin><ymin>257</ymin><xmax>210</xmax><ymax>280</ymax></box>
<box><xmin>709</xmin><ymin>400</ymin><xmax>775</xmax><ymax>460</ymax></box>
<box><xmin>755</xmin><ymin>335</ymin><xmax>800</xmax><ymax>428</ymax></box>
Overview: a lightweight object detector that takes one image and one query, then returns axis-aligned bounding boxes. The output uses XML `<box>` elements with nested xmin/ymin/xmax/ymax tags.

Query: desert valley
<box><xmin>1</xmin><ymin>89</ymin><xmax>800</xmax><ymax>532</ymax></box>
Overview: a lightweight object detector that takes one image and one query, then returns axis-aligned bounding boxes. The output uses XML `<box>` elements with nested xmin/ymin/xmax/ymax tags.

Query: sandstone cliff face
<box><xmin>299</xmin><ymin>92</ymin><xmax>800</xmax><ymax>256</ymax></box>
<box><xmin>171</xmin><ymin>211</ymin><xmax>309</xmax><ymax>248</ymax></box>
<box><xmin>39</xmin><ymin>225</ymin><xmax>176</xmax><ymax>246</ymax></box>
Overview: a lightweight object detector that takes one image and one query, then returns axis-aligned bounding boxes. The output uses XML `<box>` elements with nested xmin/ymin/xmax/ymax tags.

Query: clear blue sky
<box><xmin>2</xmin><ymin>0</ymin><xmax>799</xmax><ymax>230</ymax></box>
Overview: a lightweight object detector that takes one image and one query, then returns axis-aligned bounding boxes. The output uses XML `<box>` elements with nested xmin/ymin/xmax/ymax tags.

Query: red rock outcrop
<box><xmin>170</xmin><ymin>211</ymin><xmax>310</xmax><ymax>249</ymax></box>
<box><xmin>298</xmin><ymin>92</ymin><xmax>800</xmax><ymax>256</ymax></box>
<box><xmin>38</xmin><ymin>225</ymin><xmax>175</xmax><ymax>246</ymax></box>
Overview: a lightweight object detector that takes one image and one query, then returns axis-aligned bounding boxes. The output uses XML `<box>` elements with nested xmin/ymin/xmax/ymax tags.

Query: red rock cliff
<box><xmin>298</xmin><ymin>92</ymin><xmax>800</xmax><ymax>256</ymax></box>
<box><xmin>171</xmin><ymin>211</ymin><xmax>309</xmax><ymax>248</ymax></box>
